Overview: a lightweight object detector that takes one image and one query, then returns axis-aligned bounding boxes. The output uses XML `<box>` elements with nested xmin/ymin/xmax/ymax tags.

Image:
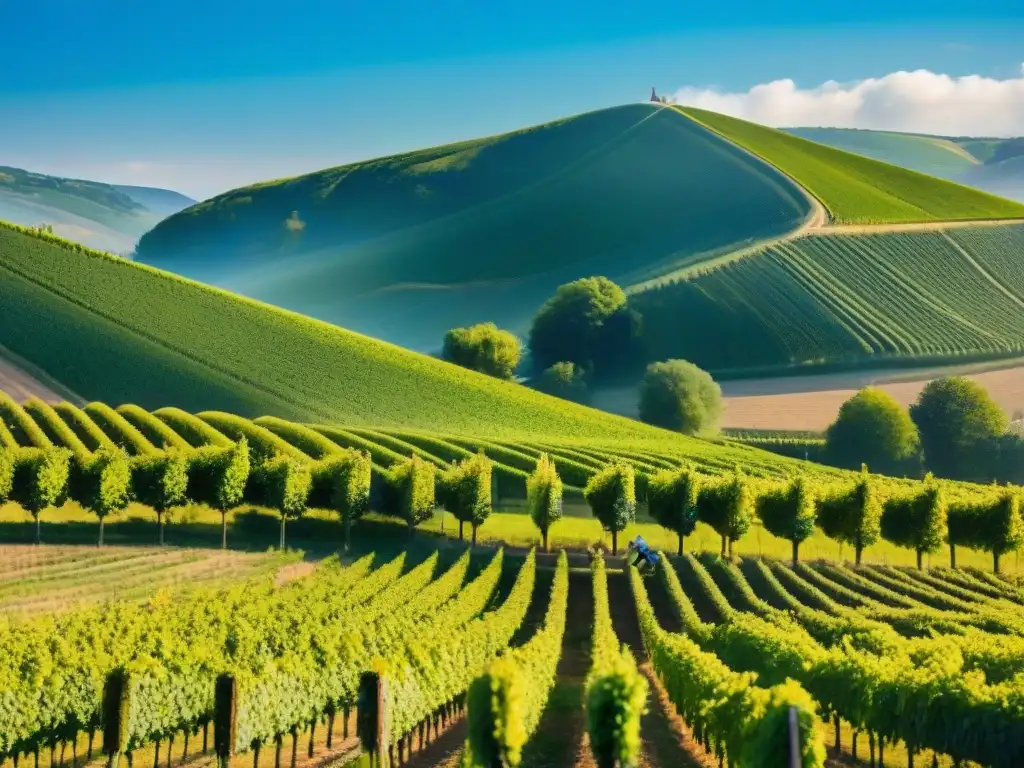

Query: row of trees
<box><xmin>825</xmin><ymin>376</ymin><xmax>1014</xmax><ymax>483</ymax></box>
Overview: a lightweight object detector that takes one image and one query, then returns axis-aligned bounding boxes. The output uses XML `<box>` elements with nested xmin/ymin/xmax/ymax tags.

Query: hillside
<box><xmin>135</xmin><ymin>104</ymin><xmax>814</xmax><ymax>351</ymax></box>
<box><xmin>631</xmin><ymin>222</ymin><xmax>1024</xmax><ymax>376</ymax></box>
<box><xmin>0</xmin><ymin>166</ymin><xmax>194</xmax><ymax>253</ymax></box>
<box><xmin>783</xmin><ymin>127</ymin><xmax>1024</xmax><ymax>203</ymax></box>
<box><xmin>0</xmin><ymin>220</ymin><xmax>705</xmax><ymax>442</ymax></box>
<box><xmin>680</xmin><ymin>107</ymin><xmax>1024</xmax><ymax>223</ymax></box>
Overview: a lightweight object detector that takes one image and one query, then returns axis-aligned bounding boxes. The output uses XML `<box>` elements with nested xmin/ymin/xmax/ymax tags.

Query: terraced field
<box><xmin>682</xmin><ymin>106</ymin><xmax>1024</xmax><ymax>224</ymax></box>
<box><xmin>633</xmin><ymin>222</ymin><xmax>1024</xmax><ymax>376</ymax></box>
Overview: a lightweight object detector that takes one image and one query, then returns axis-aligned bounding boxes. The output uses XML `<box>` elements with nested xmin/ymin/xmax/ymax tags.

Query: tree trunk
<box><xmin>166</xmin><ymin>735</ymin><xmax>173</xmax><ymax>768</ymax></box>
<box><xmin>472</xmin><ymin>524</ymin><xmax>478</xmax><ymax>547</ymax></box>
<box><xmin>542</xmin><ymin>529</ymin><xmax>548</xmax><ymax>552</ymax></box>
<box><xmin>274</xmin><ymin>737</ymin><xmax>281</xmax><ymax>768</ymax></box>
<box><xmin>612</xmin><ymin>530</ymin><xmax>618</xmax><ymax>555</ymax></box>
<box><xmin>916</xmin><ymin>549</ymin><xmax>923</xmax><ymax>571</ymax></box>
<box><xmin>950</xmin><ymin>542</ymin><xmax>957</xmax><ymax>569</ymax></box>
<box><xmin>833</xmin><ymin>714</ymin><xmax>840</xmax><ymax>754</ymax></box>
<box><xmin>855</xmin><ymin>543</ymin><xmax>863</xmax><ymax>565</ymax></box>
<box><xmin>158</xmin><ymin>511</ymin><xmax>164</xmax><ymax>547</ymax></box>
<box><xmin>458</xmin><ymin>520</ymin><xmax>464</xmax><ymax>541</ymax></box>
<box><xmin>279</xmin><ymin>516</ymin><xmax>287</xmax><ymax>551</ymax></box>
<box><xmin>35</xmin><ymin>514</ymin><xmax>41</xmax><ymax>545</ymax></box>
<box><xmin>98</xmin><ymin>517</ymin><xmax>105</xmax><ymax>547</ymax></box>
<box><xmin>153</xmin><ymin>741</ymin><xmax>160</xmax><ymax>768</ymax></box>
<box><xmin>308</xmin><ymin>721</ymin><xmax>316</xmax><ymax>758</ymax></box>
<box><xmin>677</xmin><ymin>533</ymin><xmax>684</xmax><ymax>556</ymax></box>
<box><xmin>994</xmin><ymin>551</ymin><xmax>1002</xmax><ymax>574</ymax></box>
<box><xmin>792</xmin><ymin>539</ymin><xmax>799</xmax><ymax>565</ymax></box>
<box><xmin>221</xmin><ymin>511</ymin><xmax>228</xmax><ymax>549</ymax></box>
<box><xmin>868</xmin><ymin>732</ymin><xmax>875</xmax><ymax>767</ymax></box>
<box><xmin>727</xmin><ymin>537</ymin><xmax>734</xmax><ymax>560</ymax></box>
<box><xmin>326</xmin><ymin>707</ymin><xmax>335</xmax><ymax>749</ymax></box>
<box><xmin>290</xmin><ymin>731</ymin><xmax>297</xmax><ymax>768</ymax></box>
<box><xmin>203</xmin><ymin>722</ymin><xmax>209</xmax><ymax>753</ymax></box>
<box><xmin>720</xmin><ymin>535</ymin><xmax>727</xmax><ymax>557</ymax></box>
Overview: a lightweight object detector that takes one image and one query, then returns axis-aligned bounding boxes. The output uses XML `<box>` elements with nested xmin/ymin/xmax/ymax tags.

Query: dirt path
<box><xmin>810</xmin><ymin>216</ymin><xmax>1024</xmax><ymax>236</ymax></box>
<box><xmin>0</xmin><ymin>344</ymin><xmax>80</xmax><ymax>404</ymax></box>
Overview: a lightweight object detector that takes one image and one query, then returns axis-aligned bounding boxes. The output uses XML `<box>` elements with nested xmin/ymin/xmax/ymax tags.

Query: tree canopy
<box><xmin>637</xmin><ymin>360</ymin><xmax>722</xmax><ymax>435</ymax></box>
<box><xmin>826</xmin><ymin>388</ymin><xmax>920</xmax><ymax>475</ymax></box>
<box><xmin>535</xmin><ymin>362</ymin><xmax>589</xmax><ymax>404</ymax></box>
<box><xmin>442</xmin><ymin>323</ymin><xmax>521</xmax><ymax>380</ymax></box>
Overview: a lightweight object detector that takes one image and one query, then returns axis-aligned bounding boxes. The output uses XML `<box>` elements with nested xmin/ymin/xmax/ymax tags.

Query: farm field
<box><xmin>632</xmin><ymin>222</ymin><xmax>1024</xmax><ymax>377</ymax></box>
<box><xmin>134</xmin><ymin>104</ymin><xmax>813</xmax><ymax>352</ymax></box>
<box><xmin>682</xmin><ymin>106</ymin><xmax>1024</xmax><ymax>224</ymax></box>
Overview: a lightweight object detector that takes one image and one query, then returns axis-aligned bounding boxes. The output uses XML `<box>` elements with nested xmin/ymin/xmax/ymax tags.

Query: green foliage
<box><xmin>911</xmin><ymin>376</ymin><xmax>1010</xmax><ymax>481</ymax></box>
<box><xmin>22</xmin><ymin>398</ymin><xmax>90</xmax><ymax>457</ymax></box>
<box><xmin>200</xmin><ymin>411</ymin><xmax>307</xmax><ymax>464</ymax></box>
<box><xmin>816</xmin><ymin>469</ymin><xmax>882</xmax><ymax>562</ymax></box>
<box><xmin>248</xmin><ymin>455</ymin><xmax>312</xmax><ymax>519</ymax></box>
<box><xmin>647</xmin><ymin>464</ymin><xmax>699</xmax><ymax>554</ymax></box>
<box><xmin>187</xmin><ymin>438</ymin><xmax>251</xmax><ymax>512</ymax></box>
<box><xmin>529</xmin><ymin>277</ymin><xmax>632</xmax><ymax>374</ymax></box>
<box><xmin>683</xmin><ymin>106</ymin><xmax>1024</xmax><ymax>224</ymax></box>
<box><xmin>0</xmin><ymin>221</ymin><xmax>688</xmax><ymax>443</ymax></box>
<box><xmin>153</xmin><ymin>407</ymin><xmax>233</xmax><ymax>447</ymax></box>
<box><xmin>826</xmin><ymin>388</ymin><xmax>920</xmax><ymax>474</ymax></box>
<box><xmin>463</xmin><ymin>552</ymin><xmax>568</xmax><ymax>768</ymax></box>
<box><xmin>439</xmin><ymin>453</ymin><xmax>492</xmax><ymax>532</ymax></box>
<box><xmin>534</xmin><ymin>361</ymin><xmax>589</xmax><ymax>404</ymax></box>
<box><xmin>638</xmin><ymin>359</ymin><xmax>722</xmax><ymax>435</ymax></box>
<box><xmin>310</xmin><ymin>450</ymin><xmax>372</xmax><ymax>519</ymax></box>
<box><xmin>756</xmin><ymin>477</ymin><xmax>817</xmax><ymax>559</ymax></box>
<box><xmin>0</xmin><ymin>448</ymin><xmax>13</xmax><ymax>501</ymax></box>
<box><xmin>632</xmin><ymin>224</ymin><xmax>1024</xmax><ymax>381</ymax></box>
<box><xmin>584</xmin><ymin>462</ymin><xmax>636</xmax><ymax>540</ymax></box>
<box><xmin>11</xmin><ymin>446</ymin><xmax>72</xmax><ymax>515</ymax></box>
<box><xmin>881</xmin><ymin>476</ymin><xmax>948</xmax><ymax>565</ymax></box>
<box><xmin>71</xmin><ymin>447</ymin><xmax>133</xmax><ymax>519</ymax></box>
<box><xmin>587</xmin><ymin>557</ymin><xmax>646</xmax><ymax>768</ymax></box>
<box><xmin>697</xmin><ymin>469</ymin><xmax>753</xmax><ymax>554</ymax></box>
<box><xmin>526</xmin><ymin>454</ymin><xmax>562</xmax><ymax>546</ymax></box>
<box><xmin>442</xmin><ymin>322</ymin><xmax>521</xmax><ymax>380</ymax></box>
<box><xmin>0</xmin><ymin>390</ymin><xmax>52</xmax><ymax>448</ymax></box>
<box><xmin>116</xmin><ymin>404</ymin><xmax>193</xmax><ymax>451</ymax></box>
<box><xmin>84</xmin><ymin>402</ymin><xmax>159</xmax><ymax>456</ymax></box>
<box><xmin>382</xmin><ymin>454</ymin><xmax>437</xmax><ymax>529</ymax></box>
<box><xmin>948</xmin><ymin>488</ymin><xmax>1024</xmax><ymax>570</ymax></box>
<box><xmin>130</xmin><ymin>451</ymin><xmax>190</xmax><ymax>513</ymax></box>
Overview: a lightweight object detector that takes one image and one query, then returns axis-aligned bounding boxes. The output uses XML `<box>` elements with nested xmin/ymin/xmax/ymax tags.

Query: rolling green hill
<box><xmin>0</xmin><ymin>166</ymin><xmax>194</xmax><ymax>254</ymax></box>
<box><xmin>631</xmin><ymin>223</ymin><xmax>1024</xmax><ymax>376</ymax></box>
<box><xmin>136</xmin><ymin>104</ymin><xmax>814</xmax><ymax>351</ymax></box>
<box><xmin>680</xmin><ymin>107</ymin><xmax>1024</xmax><ymax>223</ymax></box>
<box><xmin>0</xmin><ymin>220</ymin><xmax>699</xmax><ymax>442</ymax></box>
<box><xmin>782</xmin><ymin>128</ymin><xmax>1024</xmax><ymax>203</ymax></box>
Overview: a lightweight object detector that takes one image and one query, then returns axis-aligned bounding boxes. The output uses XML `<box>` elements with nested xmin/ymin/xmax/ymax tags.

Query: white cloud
<box><xmin>672</xmin><ymin>68</ymin><xmax>1024</xmax><ymax>136</ymax></box>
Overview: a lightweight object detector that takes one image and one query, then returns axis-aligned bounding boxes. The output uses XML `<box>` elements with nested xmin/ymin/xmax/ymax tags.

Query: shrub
<box><xmin>638</xmin><ymin>360</ymin><xmax>722</xmax><ymax>435</ymax></box>
<box><xmin>816</xmin><ymin>467</ymin><xmax>882</xmax><ymax>564</ymax></box>
<box><xmin>696</xmin><ymin>468</ymin><xmax>753</xmax><ymax>558</ymax></box>
<box><xmin>382</xmin><ymin>454</ymin><xmax>436</xmax><ymax>536</ymax></box>
<box><xmin>535</xmin><ymin>362</ymin><xmax>590</xmax><ymax>404</ymax></box>
<box><xmin>187</xmin><ymin>438</ymin><xmax>251</xmax><ymax>548</ymax></box>
<box><xmin>247</xmin><ymin>455</ymin><xmax>312</xmax><ymax>550</ymax></box>
<box><xmin>438</xmin><ymin>453</ymin><xmax>492</xmax><ymax>545</ymax></box>
<box><xmin>910</xmin><ymin>377</ymin><xmax>1008</xmax><ymax>481</ymax></box>
<box><xmin>10</xmin><ymin>447</ymin><xmax>72</xmax><ymax>543</ymax></box>
<box><xmin>310</xmin><ymin>450</ymin><xmax>372</xmax><ymax>551</ymax></box>
<box><xmin>647</xmin><ymin>465</ymin><xmax>699</xmax><ymax>555</ymax></box>
<box><xmin>526</xmin><ymin>454</ymin><xmax>562</xmax><ymax>551</ymax></box>
<box><xmin>529</xmin><ymin>277</ymin><xmax>633</xmax><ymax>374</ymax></box>
<box><xmin>880</xmin><ymin>474</ymin><xmax>947</xmax><ymax>569</ymax></box>
<box><xmin>756</xmin><ymin>477</ymin><xmax>816</xmax><ymax>563</ymax></box>
<box><xmin>584</xmin><ymin>462</ymin><xmax>636</xmax><ymax>554</ymax></box>
<box><xmin>825</xmin><ymin>388</ymin><xmax>920</xmax><ymax>475</ymax></box>
<box><xmin>441</xmin><ymin>323</ymin><xmax>521</xmax><ymax>380</ymax></box>
<box><xmin>71</xmin><ymin>448</ymin><xmax>133</xmax><ymax>547</ymax></box>
<box><xmin>131</xmin><ymin>451</ymin><xmax>190</xmax><ymax>545</ymax></box>
<box><xmin>948</xmin><ymin>488</ymin><xmax>1024</xmax><ymax>572</ymax></box>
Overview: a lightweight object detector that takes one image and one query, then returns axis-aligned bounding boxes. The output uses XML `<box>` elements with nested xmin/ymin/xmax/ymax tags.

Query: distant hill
<box><xmin>782</xmin><ymin>127</ymin><xmax>1024</xmax><ymax>203</ymax></box>
<box><xmin>0</xmin><ymin>166</ymin><xmax>193</xmax><ymax>253</ymax></box>
<box><xmin>136</xmin><ymin>104</ymin><xmax>815</xmax><ymax>352</ymax></box>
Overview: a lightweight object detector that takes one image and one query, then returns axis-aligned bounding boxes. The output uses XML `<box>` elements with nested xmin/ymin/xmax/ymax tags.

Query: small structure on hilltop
<box><xmin>650</xmin><ymin>87</ymin><xmax>659</xmax><ymax>103</ymax></box>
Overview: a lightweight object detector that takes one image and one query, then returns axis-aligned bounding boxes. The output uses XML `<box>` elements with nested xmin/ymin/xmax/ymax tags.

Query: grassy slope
<box><xmin>782</xmin><ymin>127</ymin><xmax>978</xmax><ymax>179</ymax></box>
<box><xmin>632</xmin><ymin>223</ymin><xmax>1024</xmax><ymax>376</ymax></box>
<box><xmin>0</xmin><ymin>220</ymin><xmax>694</xmax><ymax>442</ymax></box>
<box><xmin>681</xmin><ymin>107</ymin><xmax>1024</xmax><ymax>224</ymax></box>
<box><xmin>135</xmin><ymin>104</ymin><xmax>812</xmax><ymax>351</ymax></box>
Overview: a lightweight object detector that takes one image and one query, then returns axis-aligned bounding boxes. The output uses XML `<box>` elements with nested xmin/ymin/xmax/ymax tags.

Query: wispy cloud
<box><xmin>672</xmin><ymin>68</ymin><xmax>1024</xmax><ymax>136</ymax></box>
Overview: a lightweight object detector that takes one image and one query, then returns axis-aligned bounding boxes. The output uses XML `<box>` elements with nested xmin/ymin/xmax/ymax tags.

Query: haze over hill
<box><xmin>136</xmin><ymin>104</ymin><xmax>815</xmax><ymax>352</ymax></box>
<box><xmin>0</xmin><ymin>166</ymin><xmax>195</xmax><ymax>253</ymax></box>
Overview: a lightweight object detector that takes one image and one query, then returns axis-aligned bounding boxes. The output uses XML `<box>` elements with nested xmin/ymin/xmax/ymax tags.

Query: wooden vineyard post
<box><xmin>358</xmin><ymin>671</ymin><xmax>390</xmax><ymax>767</ymax></box>
<box><xmin>788</xmin><ymin>706</ymin><xmax>800</xmax><ymax>768</ymax></box>
<box><xmin>102</xmin><ymin>668</ymin><xmax>131</xmax><ymax>768</ymax></box>
<box><xmin>214</xmin><ymin>674</ymin><xmax>238</xmax><ymax>768</ymax></box>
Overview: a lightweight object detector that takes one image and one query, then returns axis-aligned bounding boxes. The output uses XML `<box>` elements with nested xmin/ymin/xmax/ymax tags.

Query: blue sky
<box><xmin>2</xmin><ymin>0</ymin><xmax>1022</xmax><ymax>199</ymax></box>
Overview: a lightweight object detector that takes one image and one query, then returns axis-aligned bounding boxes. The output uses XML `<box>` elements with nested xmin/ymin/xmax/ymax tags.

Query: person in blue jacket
<box><xmin>627</xmin><ymin>535</ymin><xmax>660</xmax><ymax>574</ymax></box>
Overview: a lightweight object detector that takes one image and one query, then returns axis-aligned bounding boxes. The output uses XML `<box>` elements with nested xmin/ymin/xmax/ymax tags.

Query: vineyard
<box><xmin>633</xmin><ymin>223</ymin><xmax>1024</xmax><ymax>376</ymax></box>
<box><xmin>680</xmin><ymin>107</ymin><xmax>1024</xmax><ymax>224</ymax></box>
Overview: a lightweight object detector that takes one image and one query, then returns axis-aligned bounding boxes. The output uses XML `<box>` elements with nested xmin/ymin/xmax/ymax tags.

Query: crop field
<box><xmin>0</xmin><ymin>221</ymin><xmax>697</xmax><ymax>441</ymax></box>
<box><xmin>0</xmin><ymin>543</ymin><xmax>295</xmax><ymax>615</ymax></box>
<box><xmin>681</xmin><ymin>106</ymin><xmax>1024</xmax><ymax>224</ymax></box>
<box><xmin>633</xmin><ymin>222</ymin><xmax>1024</xmax><ymax>376</ymax></box>
<box><xmin>134</xmin><ymin>104</ymin><xmax>812</xmax><ymax>351</ymax></box>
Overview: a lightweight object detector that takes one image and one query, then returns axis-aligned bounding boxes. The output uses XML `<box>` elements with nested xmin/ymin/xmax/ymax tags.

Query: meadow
<box><xmin>135</xmin><ymin>104</ymin><xmax>812</xmax><ymax>351</ymax></box>
<box><xmin>682</xmin><ymin>106</ymin><xmax>1024</xmax><ymax>224</ymax></box>
<box><xmin>633</xmin><ymin>222</ymin><xmax>1024</xmax><ymax>377</ymax></box>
